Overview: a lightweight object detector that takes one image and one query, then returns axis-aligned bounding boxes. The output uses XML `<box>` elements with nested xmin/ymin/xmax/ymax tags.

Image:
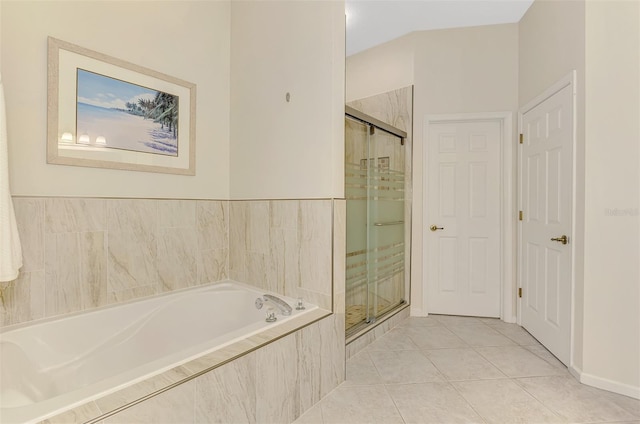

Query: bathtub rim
<box><xmin>1</xmin><ymin>280</ymin><xmax>331</xmax><ymax>424</ymax></box>
<box><xmin>0</xmin><ymin>279</ymin><xmax>295</xmax><ymax>335</ymax></box>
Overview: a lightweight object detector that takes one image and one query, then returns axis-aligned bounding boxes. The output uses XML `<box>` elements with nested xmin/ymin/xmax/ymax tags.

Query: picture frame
<box><xmin>47</xmin><ymin>37</ymin><xmax>196</xmax><ymax>175</ymax></box>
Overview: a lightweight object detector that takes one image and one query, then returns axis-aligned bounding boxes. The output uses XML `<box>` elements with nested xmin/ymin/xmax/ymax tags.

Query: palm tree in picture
<box><xmin>151</xmin><ymin>91</ymin><xmax>178</xmax><ymax>138</ymax></box>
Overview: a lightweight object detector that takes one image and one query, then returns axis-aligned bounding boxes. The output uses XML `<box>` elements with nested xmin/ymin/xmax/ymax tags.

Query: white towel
<box><xmin>0</xmin><ymin>73</ymin><xmax>23</xmax><ymax>282</ymax></box>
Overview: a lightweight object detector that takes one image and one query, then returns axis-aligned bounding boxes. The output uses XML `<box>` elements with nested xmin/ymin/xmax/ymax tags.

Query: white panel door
<box><xmin>520</xmin><ymin>83</ymin><xmax>573</xmax><ymax>365</ymax></box>
<box><xmin>427</xmin><ymin>121</ymin><xmax>501</xmax><ymax>317</ymax></box>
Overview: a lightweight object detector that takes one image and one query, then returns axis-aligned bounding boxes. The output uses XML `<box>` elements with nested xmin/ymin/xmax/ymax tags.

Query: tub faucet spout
<box><xmin>261</xmin><ymin>294</ymin><xmax>292</xmax><ymax>316</ymax></box>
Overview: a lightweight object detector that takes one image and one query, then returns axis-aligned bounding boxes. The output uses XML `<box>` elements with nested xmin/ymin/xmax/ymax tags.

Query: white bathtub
<box><xmin>0</xmin><ymin>281</ymin><xmax>317</xmax><ymax>424</ymax></box>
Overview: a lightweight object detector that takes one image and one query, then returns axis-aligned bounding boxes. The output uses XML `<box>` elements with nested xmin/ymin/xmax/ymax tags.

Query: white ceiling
<box><xmin>346</xmin><ymin>0</ymin><xmax>534</xmax><ymax>56</ymax></box>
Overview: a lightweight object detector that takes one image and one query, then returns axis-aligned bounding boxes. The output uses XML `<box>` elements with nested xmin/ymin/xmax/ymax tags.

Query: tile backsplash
<box><xmin>1</xmin><ymin>197</ymin><xmax>229</xmax><ymax>327</ymax></box>
<box><xmin>229</xmin><ymin>199</ymin><xmax>333</xmax><ymax>310</ymax></box>
<box><xmin>0</xmin><ymin>197</ymin><xmax>337</xmax><ymax>328</ymax></box>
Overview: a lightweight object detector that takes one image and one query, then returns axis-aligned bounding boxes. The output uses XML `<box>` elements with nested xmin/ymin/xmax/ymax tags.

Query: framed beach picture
<box><xmin>47</xmin><ymin>37</ymin><xmax>196</xmax><ymax>175</ymax></box>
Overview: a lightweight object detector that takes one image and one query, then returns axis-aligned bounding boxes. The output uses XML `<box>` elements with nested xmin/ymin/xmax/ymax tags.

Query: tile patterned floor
<box><xmin>294</xmin><ymin>315</ymin><xmax>640</xmax><ymax>424</ymax></box>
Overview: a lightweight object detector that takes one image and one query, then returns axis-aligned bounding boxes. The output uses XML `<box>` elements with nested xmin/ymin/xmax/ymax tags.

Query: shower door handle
<box><xmin>429</xmin><ymin>225</ymin><xmax>444</xmax><ymax>232</ymax></box>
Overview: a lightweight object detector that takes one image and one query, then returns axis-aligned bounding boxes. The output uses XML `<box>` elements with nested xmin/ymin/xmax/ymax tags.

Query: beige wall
<box><xmin>518</xmin><ymin>0</ymin><xmax>587</xmax><ymax>374</ymax></box>
<box><xmin>1</xmin><ymin>1</ymin><xmax>231</xmax><ymax>199</ymax></box>
<box><xmin>230</xmin><ymin>1</ymin><xmax>345</xmax><ymax>199</ymax></box>
<box><xmin>346</xmin><ymin>35</ymin><xmax>415</xmax><ymax>103</ymax></box>
<box><xmin>415</xmin><ymin>24</ymin><xmax>519</xmax><ymax>314</ymax></box>
<box><xmin>583</xmin><ymin>0</ymin><xmax>640</xmax><ymax>395</ymax></box>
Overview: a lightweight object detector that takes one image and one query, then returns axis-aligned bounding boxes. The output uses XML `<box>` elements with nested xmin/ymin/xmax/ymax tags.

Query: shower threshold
<box><xmin>346</xmin><ymin>301</ymin><xmax>409</xmax><ymax>344</ymax></box>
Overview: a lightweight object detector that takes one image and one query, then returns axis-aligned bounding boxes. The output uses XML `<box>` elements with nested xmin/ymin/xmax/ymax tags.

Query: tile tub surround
<box><xmin>1</xmin><ymin>198</ymin><xmax>229</xmax><ymax>327</ymax></box>
<box><xmin>101</xmin><ymin>312</ymin><xmax>344</xmax><ymax>424</ymax></box>
<box><xmin>2</xmin><ymin>197</ymin><xmax>346</xmax><ymax>423</ymax></box>
<box><xmin>229</xmin><ymin>199</ymin><xmax>334</xmax><ymax>310</ymax></box>
<box><xmin>1</xmin><ymin>197</ymin><xmax>338</xmax><ymax>326</ymax></box>
<box><xmin>39</xmin><ymin>308</ymin><xmax>341</xmax><ymax>424</ymax></box>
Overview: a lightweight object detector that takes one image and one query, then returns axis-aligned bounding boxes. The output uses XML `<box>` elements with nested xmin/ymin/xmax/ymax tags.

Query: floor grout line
<box><xmin>381</xmin><ymin>384</ymin><xmax>408</xmax><ymax>424</ymax></box>
<box><xmin>446</xmin><ymin>378</ymin><xmax>490</xmax><ymax>424</ymax></box>
<box><xmin>294</xmin><ymin>315</ymin><xmax>640</xmax><ymax>424</ymax></box>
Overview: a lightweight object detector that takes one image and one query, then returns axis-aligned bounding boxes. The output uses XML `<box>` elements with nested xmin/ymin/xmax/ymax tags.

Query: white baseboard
<box><xmin>568</xmin><ymin>364</ymin><xmax>582</xmax><ymax>381</ymax></box>
<box><xmin>570</xmin><ymin>365</ymin><xmax>640</xmax><ymax>399</ymax></box>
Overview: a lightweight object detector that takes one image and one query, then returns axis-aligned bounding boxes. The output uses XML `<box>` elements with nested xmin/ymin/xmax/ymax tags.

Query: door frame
<box><xmin>517</xmin><ymin>71</ymin><xmax>577</xmax><ymax>365</ymax></box>
<box><xmin>422</xmin><ymin>112</ymin><xmax>515</xmax><ymax>322</ymax></box>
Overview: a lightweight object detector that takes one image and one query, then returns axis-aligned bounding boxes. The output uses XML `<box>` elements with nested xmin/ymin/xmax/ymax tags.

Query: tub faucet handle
<box><xmin>265</xmin><ymin>308</ymin><xmax>277</xmax><ymax>323</ymax></box>
<box><xmin>296</xmin><ymin>297</ymin><xmax>305</xmax><ymax>310</ymax></box>
<box><xmin>255</xmin><ymin>297</ymin><xmax>264</xmax><ymax>310</ymax></box>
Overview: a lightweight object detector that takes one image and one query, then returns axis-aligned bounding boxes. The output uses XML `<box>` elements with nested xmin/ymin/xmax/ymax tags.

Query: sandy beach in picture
<box><xmin>76</xmin><ymin>103</ymin><xmax>178</xmax><ymax>156</ymax></box>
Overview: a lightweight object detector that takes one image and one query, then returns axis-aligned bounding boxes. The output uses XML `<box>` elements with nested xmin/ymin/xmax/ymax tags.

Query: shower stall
<box><xmin>345</xmin><ymin>106</ymin><xmax>411</xmax><ymax>337</ymax></box>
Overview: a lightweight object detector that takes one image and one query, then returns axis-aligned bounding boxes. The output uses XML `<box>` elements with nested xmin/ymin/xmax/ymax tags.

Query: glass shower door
<box><xmin>345</xmin><ymin>114</ymin><xmax>407</xmax><ymax>336</ymax></box>
<box><xmin>367</xmin><ymin>127</ymin><xmax>405</xmax><ymax>321</ymax></box>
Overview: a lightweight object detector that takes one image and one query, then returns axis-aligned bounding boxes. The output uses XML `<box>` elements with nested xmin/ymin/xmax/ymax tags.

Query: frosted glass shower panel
<box><xmin>368</xmin><ymin>128</ymin><xmax>405</xmax><ymax>318</ymax></box>
<box><xmin>345</xmin><ymin>113</ymin><xmax>407</xmax><ymax>335</ymax></box>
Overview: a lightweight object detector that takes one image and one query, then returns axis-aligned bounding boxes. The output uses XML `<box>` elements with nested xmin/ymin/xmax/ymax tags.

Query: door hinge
<box><xmin>519</xmin><ymin>210</ymin><xmax>523</xmax><ymax>221</ymax></box>
<box><xmin>519</xmin><ymin>133</ymin><xmax>524</xmax><ymax>144</ymax></box>
<box><xmin>518</xmin><ymin>287</ymin><xmax>523</xmax><ymax>298</ymax></box>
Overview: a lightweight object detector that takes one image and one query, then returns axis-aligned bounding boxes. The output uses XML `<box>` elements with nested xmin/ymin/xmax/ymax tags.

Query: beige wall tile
<box><xmin>80</xmin><ymin>231</ymin><xmax>107</xmax><ymax>308</ymax></box>
<box><xmin>319</xmin><ymin>313</ymin><xmax>346</xmax><ymax>397</ymax></box>
<box><xmin>107</xmin><ymin>284</ymin><xmax>157</xmax><ymax>305</ymax></box>
<box><xmin>281</xmin><ymin>227</ymin><xmax>300</xmax><ymax>289</ymax></box>
<box><xmin>297</xmin><ymin>322</ymin><xmax>322</xmax><ymax>412</ymax></box>
<box><xmin>157</xmin><ymin>227</ymin><xmax>198</xmax><ymax>292</ymax></box>
<box><xmin>197</xmin><ymin>200</ymin><xmax>228</xmax><ymax>251</ymax></box>
<box><xmin>195</xmin><ymin>352</ymin><xmax>257</xmax><ymax>423</ymax></box>
<box><xmin>256</xmin><ymin>333</ymin><xmax>299</xmax><ymax>423</ymax></box>
<box><xmin>104</xmin><ymin>380</ymin><xmax>195</xmax><ymax>424</ymax></box>
<box><xmin>107</xmin><ymin>199</ymin><xmax>157</xmax><ymax>239</ymax></box>
<box><xmin>107</xmin><ymin>231</ymin><xmax>158</xmax><ymax>297</ymax></box>
<box><xmin>45</xmin><ymin>198</ymin><xmax>106</xmax><ymax>234</ymax></box>
<box><xmin>12</xmin><ymin>198</ymin><xmax>44</xmax><ymax>272</ymax></box>
<box><xmin>197</xmin><ymin>248</ymin><xmax>228</xmax><ymax>284</ymax></box>
<box><xmin>267</xmin><ymin>226</ymin><xmax>286</xmax><ymax>293</ymax></box>
<box><xmin>245</xmin><ymin>251</ymin><xmax>269</xmax><ymax>291</ymax></box>
<box><xmin>0</xmin><ymin>270</ymin><xmax>45</xmax><ymax>326</ymax></box>
<box><xmin>45</xmin><ymin>233</ymin><xmax>83</xmax><ymax>316</ymax></box>
<box><xmin>229</xmin><ymin>201</ymin><xmax>247</xmax><ymax>282</ymax></box>
<box><xmin>230</xmin><ymin>199</ymin><xmax>334</xmax><ymax>310</ymax></box>
<box><xmin>158</xmin><ymin>199</ymin><xmax>196</xmax><ymax>228</ymax></box>
<box><xmin>298</xmin><ymin>200</ymin><xmax>332</xmax><ymax>295</ymax></box>
<box><xmin>295</xmin><ymin>288</ymin><xmax>331</xmax><ymax>311</ymax></box>
<box><xmin>247</xmin><ymin>201</ymin><xmax>270</xmax><ymax>254</ymax></box>
<box><xmin>270</xmin><ymin>199</ymin><xmax>299</xmax><ymax>229</ymax></box>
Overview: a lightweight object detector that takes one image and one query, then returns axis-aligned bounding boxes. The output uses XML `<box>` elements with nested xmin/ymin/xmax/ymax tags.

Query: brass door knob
<box><xmin>550</xmin><ymin>235</ymin><xmax>568</xmax><ymax>245</ymax></box>
<box><xmin>430</xmin><ymin>225</ymin><xmax>444</xmax><ymax>232</ymax></box>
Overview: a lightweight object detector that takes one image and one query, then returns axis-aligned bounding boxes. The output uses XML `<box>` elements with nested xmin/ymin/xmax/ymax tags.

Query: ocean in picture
<box><xmin>75</xmin><ymin>69</ymin><xmax>179</xmax><ymax>156</ymax></box>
